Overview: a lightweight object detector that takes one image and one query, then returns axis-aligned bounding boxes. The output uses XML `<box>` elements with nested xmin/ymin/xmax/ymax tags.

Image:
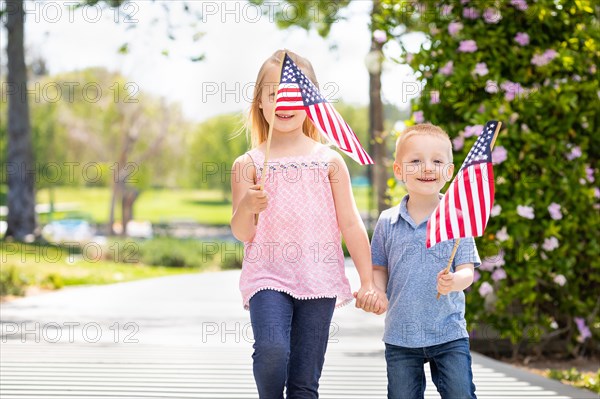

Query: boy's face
<box><xmin>393</xmin><ymin>134</ymin><xmax>454</xmax><ymax>197</ymax></box>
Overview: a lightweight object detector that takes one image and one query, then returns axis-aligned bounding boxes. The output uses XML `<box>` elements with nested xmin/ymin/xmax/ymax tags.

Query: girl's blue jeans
<box><xmin>385</xmin><ymin>338</ymin><xmax>477</xmax><ymax>399</ymax></box>
<box><xmin>249</xmin><ymin>289</ymin><xmax>336</xmax><ymax>399</ymax></box>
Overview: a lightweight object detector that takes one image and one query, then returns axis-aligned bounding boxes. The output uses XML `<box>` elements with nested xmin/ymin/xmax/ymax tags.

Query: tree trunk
<box><xmin>121</xmin><ymin>187</ymin><xmax>138</xmax><ymax>236</ymax></box>
<box><xmin>109</xmin><ymin>100</ymin><xmax>168</xmax><ymax>236</ymax></box>
<box><xmin>108</xmin><ymin>109</ymin><xmax>136</xmax><ymax>236</ymax></box>
<box><xmin>4</xmin><ymin>0</ymin><xmax>37</xmax><ymax>241</ymax></box>
<box><xmin>108</xmin><ymin>180</ymin><xmax>122</xmax><ymax>235</ymax></box>
<box><xmin>369</xmin><ymin>0</ymin><xmax>388</xmax><ymax>215</ymax></box>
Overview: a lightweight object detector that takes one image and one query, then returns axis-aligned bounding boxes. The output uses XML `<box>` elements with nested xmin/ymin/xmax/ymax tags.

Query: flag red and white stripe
<box><xmin>275</xmin><ymin>54</ymin><xmax>373</xmax><ymax>165</ymax></box>
<box><xmin>425</xmin><ymin>121</ymin><xmax>500</xmax><ymax>248</ymax></box>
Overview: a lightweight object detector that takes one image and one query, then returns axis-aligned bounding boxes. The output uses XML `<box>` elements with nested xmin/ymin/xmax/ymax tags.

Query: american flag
<box><xmin>425</xmin><ymin>121</ymin><xmax>501</xmax><ymax>248</ymax></box>
<box><xmin>275</xmin><ymin>53</ymin><xmax>373</xmax><ymax>165</ymax></box>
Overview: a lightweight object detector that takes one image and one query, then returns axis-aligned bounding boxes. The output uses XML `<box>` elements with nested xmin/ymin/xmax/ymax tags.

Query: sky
<box><xmin>1</xmin><ymin>0</ymin><xmax>425</xmax><ymax>123</ymax></box>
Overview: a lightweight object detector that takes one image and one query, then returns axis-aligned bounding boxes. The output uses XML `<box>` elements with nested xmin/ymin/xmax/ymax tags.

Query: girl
<box><xmin>231</xmin><ymin>50</ymin><xmax>385</xmax><ymax>398</ymax></box>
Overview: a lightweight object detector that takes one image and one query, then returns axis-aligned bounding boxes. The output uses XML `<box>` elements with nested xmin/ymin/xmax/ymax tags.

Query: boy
<box><xmin>364</xmin><ymin>124</ymin><xmax>481</xmax><ymax>399</ymax></box>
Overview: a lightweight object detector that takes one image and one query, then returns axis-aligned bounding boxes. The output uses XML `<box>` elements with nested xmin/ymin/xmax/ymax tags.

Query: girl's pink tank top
<box><xmin>239</xmin><ymin>144</ymin><xmax>353</xmax><ymax>310</ymax></box>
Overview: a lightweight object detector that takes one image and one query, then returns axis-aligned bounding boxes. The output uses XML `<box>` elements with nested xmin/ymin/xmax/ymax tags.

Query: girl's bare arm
<box><xmin>230</xmin><ymin>154</ymin><xmax>267</xmax><ymax>242</ymax></box>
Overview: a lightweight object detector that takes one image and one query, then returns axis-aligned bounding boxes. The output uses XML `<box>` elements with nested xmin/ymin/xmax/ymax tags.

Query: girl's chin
<box><xmin>272</xmin><ymin>126</ymin><xmax>304</xmax><ymax>135</ymax></box>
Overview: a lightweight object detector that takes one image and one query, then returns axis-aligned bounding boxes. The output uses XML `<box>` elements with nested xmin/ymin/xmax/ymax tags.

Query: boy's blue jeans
<box><xmin>385</xmin><ymin>338</ymin><xmax>477</xmax><ymax>399</ymax></box>
<box><xmin>249</xmin><ymin>289</ymin><xmax>336</xmax><ymax>399</ymax></box>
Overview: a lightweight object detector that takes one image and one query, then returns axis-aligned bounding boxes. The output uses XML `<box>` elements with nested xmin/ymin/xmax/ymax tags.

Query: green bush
<box><xmin>41</xmin><ymin>273</ymin><xmax>65</xmax><ymax>290</ymax></box>
<box><xmin>548</xmin><ymin>368</ymin><xmax>600</xmax><ymax>393</ymax></box>
<box><xmin>377</xmin><ymin>0</ymin><xmax>599</xmax><ymax>355</ymax></box>
<box><xmin>221</xmin><ymin>253</ymin><xmax>243</xmax><ymax>270</ymax></box>
<box><xmin>136</xmin><ymin>237</ymin><xmax>220</xmax><ymax>269</ymax></box>
<box><xmin>77</xmin><ymin>237</ymin><xmax>233</xmax><ymax>269</ymax></box>
<box><xmin>0</xmin><ymin>267</ymin><xmax>28</xmax><ymax>297</ymax></box>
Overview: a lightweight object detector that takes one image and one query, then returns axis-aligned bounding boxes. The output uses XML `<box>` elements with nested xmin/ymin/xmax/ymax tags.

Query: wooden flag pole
<box><xmin>254</xmin><ymin>52</ymin><xmax>287</xmax><ymax>226</ymax></box>
<box><xmin>436</xmin><ymin>239</ymin><xmax>461</xmax><ymax>300</ymax></box>
<box><xmin>437</xmin><ymin>121</ymin><xmax>503</xmax><ymax>299</ymax></box>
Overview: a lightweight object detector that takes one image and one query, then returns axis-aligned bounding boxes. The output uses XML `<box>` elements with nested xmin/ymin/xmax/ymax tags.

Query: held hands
<box><xmin>242</xmin><ymin>184</ymin><xmax>269</xmax><ymax>214</ymax></box>
<box><xmin>353</xmin><ymin>285</ymin><xmax>388</xmax><ymax>315</ymax></box>
<box><xmin>436</xmin><ymin>269</ymin><xmax>455</xmax><ymax>296</ymax></box>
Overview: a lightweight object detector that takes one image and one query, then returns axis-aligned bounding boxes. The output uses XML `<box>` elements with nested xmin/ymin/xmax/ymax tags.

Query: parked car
<box><xmin>41</xmin><ymin>219</ymin><xmax>95</xmax><ymax>243</ymax></box>
<box><xmin>126</xmin><ymin>220</ymin><xmax>153</xmax><ymax>239</ymax></box>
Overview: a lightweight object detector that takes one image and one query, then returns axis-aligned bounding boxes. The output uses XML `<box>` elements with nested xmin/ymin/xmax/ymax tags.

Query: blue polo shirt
<box><xmin>371</xmin><ymin>194</ymin><xmax>481</xmax><ymax>348</ymax></box>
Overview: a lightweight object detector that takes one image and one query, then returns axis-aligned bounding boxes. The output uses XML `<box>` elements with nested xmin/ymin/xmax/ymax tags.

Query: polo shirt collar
<box><xmin>390</xmin><ymin>194</ymin><xmax>443</xmax><ymax>229</ymax></box>
<box><xmin>390</xmin><ymin>194</ymin><xmax>412</xmax><ymax>226</ymax></box>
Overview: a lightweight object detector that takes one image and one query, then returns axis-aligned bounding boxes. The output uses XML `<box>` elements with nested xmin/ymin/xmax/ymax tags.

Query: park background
<box><xmin>1</xmin><ymin>0</ymin><xmax>598</xmax><ymax>394</ymax></box>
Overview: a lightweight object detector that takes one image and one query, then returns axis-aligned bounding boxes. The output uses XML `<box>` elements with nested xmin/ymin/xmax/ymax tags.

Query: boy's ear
<box><xmin>444</xmin><ymin>163</ymin><xmax>455</xmax><ymax>181</ymax></box>
<box><xmin>393</xmin><ymin>160</ymin><xmax>403</xmax><ymax>182</ymax></box>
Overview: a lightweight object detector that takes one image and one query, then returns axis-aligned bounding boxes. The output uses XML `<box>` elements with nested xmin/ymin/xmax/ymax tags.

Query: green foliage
<box><xmin>136</xmin><ymin>237</ymin><xmax>222</xmax><ymax>268</ymax></box>
<box><xmin>109</xmin><ymin>237</ymin><xmax>243</xmax><ymax>270</ymax></box>
<box><xmin>378</xmin><ymin>0</ymin><xmax>600</xmax><ymax>354</ymax></box>
<box><xmin>186</xmin><ymin>114</ymin><xmax>248</xmax><ymax>197</ymax></box>
<box><xmin>0</xmin><ymin>267</ymin><xmax>28</xmax><ymax>297</ymax></box>
<box><xmin>3</xmin><ymin>68</ymin><xmax>192</xmax><ymax>190</ymax></box>
<box><xmin>3</xmin><ymin>68</ymin><xmax>386</xmax><ymax>204</ymax></box>
<box><xmin>41</xmin><ymin>273</ymin><xmax>65</xmax><ymax>290</ymax></box>
<box><xmin>0</xmin><ymin>239</ymin><xmax>232</xmax><ymax>295</ymax></box>
<box><xmin>82</xmin><ymin>0</ymin><xmax>127</xmax><ymax>6</ymax></box>
<box><xmin>0</xmin><ymin>184</ymin><xmax>7</xmax><ymax>208</ymax></box>
<box><xmin>0</xmin><ymin>97</ymin><xmax>6</xmax><ymax>187</ymax></box>
<box><xmin>221</xmin><ymin>252</ymin><xmax>243</xmax><ymax>270</ymax></box>
<box><xmin>249</xmin><ymin>0</ymin><xmax>352</xmax><ymax>37</ymax></box>
<box><xmin>548</xmin><ymin>367</ymin><xmax>600</xmax><ymax>393</ymax></box>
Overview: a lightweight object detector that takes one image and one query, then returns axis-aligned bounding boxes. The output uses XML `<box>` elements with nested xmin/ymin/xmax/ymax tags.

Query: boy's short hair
<box><xmin>395</xmin><ymin>123</ymin><xmax>453</xmax><ymax>162</ymax></box>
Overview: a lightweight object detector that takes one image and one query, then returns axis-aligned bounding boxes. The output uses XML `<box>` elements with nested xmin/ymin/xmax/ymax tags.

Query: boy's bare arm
<box><xmin>372</xmin><ymin>265</ymin><xmax>389</xmax><ymax>315</ymax></box>
<box><xmin>373</xmin><ymin>265</ymin><xmax>388</xmax><ymax>293</ymax></box>
<box><xmin>437</xmin><ymin>263</ymin><xmax>475</xmax><ymax>295</ymax></box>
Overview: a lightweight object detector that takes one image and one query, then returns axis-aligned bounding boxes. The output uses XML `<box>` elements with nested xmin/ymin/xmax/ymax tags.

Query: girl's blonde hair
<box><xmin>248</xmin><ymin>50</ymin><xmax>325</xmax><ymax>148</ymax></box>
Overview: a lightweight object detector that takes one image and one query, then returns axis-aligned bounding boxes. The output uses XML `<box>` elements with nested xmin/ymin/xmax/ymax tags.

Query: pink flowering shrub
<box><xmin>377</xmin><ymin>0</ymin><xmax>599</xmax><ymax>355</ymax></box>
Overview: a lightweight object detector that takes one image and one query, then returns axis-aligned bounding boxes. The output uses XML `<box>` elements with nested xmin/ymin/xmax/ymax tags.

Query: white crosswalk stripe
<box><xmin>0</xmin><ymin>344</ymin><xmax>576</xmax><ymax>399</ymax></box>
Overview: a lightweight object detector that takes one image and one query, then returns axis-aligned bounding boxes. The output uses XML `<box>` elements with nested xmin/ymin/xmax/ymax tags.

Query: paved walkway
<box><xmin>1</xmin><ymin>266</ymin><xmax>596</xmax><ymax>399</ymax></box>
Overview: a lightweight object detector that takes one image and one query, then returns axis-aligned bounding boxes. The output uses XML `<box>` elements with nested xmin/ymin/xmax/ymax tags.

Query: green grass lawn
<box><xmin>0</xmin><ymin>242</ymin><xmax>195</xmax><ymax>294</ymax></box>
<box><xmin>34</xmin><ymin>187</ymin><xmax>232</xmax><ymax>225</ymax></box>
<box><xmin>29</xmin><ymin>185</ymin><xmax>375</xmax><ymax>226</ymax></box>
<box><xmin>4</xmin><ymin>253</ymin><xmax>194</xmax><ymax>287</ymax></box>
<box><xmin>1</xmin><ymin>239</ymin><xmax>229</xmax><ymax>296</ymax></box>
